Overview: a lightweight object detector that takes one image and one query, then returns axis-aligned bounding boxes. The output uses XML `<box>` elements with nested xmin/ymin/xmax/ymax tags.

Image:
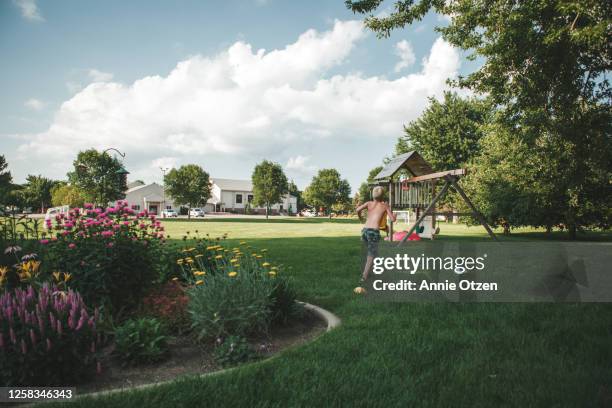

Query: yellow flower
<box><xmin>52</xmin><ymin>271</ymin><xmax>62</xmax><ymax>282</ymax></box>
<box><xmin>256</xmin><ymin>255</ymin><xmax>263</xmax><ymax>259</ymax></box>
<box><xmin>185</xmin><ymin>257</ymin><xmax>194</xmax><ymax>264</ymax></box>
<box><xmin>228</xmin><ymin>271</ymin><xmax>238</xmax><ymax>278</ymax></box>
<box><xmin>262</xmin><ymin>262</ymin><xmax>271</xmax><ymax>267</ymax></box>
<box><xmin>0</xmin><ymin>266</ymin><xmax>8</xmax><ymax>278</ymax></box>
<box><xmin>206</xmin><ymin>246</ymin><xmax>216</xmax><ymax>250</ymax></box>
<box><xmin>271</xmin><ymin>266</ymin><xmax>278</xmax><ymax>271</ymax></box>
<box><xmin>188</xmin><ymin>247</ymin><xmax>196</xmax><ymax>251</ymax></box>
<box><xmin>177</xmin><ymin>259</ymin><xmax>184</xmax><ymax>265</ymax></box>
<box><xmin>234</xmin><ymin>264</ymin><xmax>240</xmax><ymax>267</ymax></box>
<box><xmin>230</xmin><ymin>259</ymin><xmax>238</xmax><ymax>264</ymax></box>
<box><xmin>195</xmin><ymin>280</ymin><xmax>204</xmax><ymax>285</ymax></box>
<box><xmin>261</xmin><ymin>249</ymin><xmax>268</xmax><ymax>253</ymax></box>
<box><xmin>195</xmin><ymin>254</ymin><xmax>204</xmax><ymax>258</ymax></box>
<box><xmin>239</xmin><ymin>241</ymin><xmax>246</xmax><ymax>245</ymax></box>
<box><xmin>268</xmin><ymin>271</ymin><xmax>277</xmax><ymax>277</ymax></box>
<box><xmin>214</xmin><ymin>255</ymin><xmax>223</xmax><ymax>260</ymax></box>
<box><xmin>171</xmin><ymin>277</ymin><xmax>179</xmax><ymax>281</ymax></box>
<box><xmin>63</xmin><ymin>272</ymin><xmax>72</xmax><ymax>282</ymax></box>
<box><xmin>193</xmin><ymin>271</ymin><xmax>206</xmax><ymax>276</ymax></box>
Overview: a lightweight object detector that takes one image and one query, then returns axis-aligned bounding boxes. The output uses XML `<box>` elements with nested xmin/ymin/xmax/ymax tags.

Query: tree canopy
<box><xmin>396</xmin><ymin>92</ymin><xmax>490</xmax><ymax>171</ymax></box>
<box><xmin>67</xmin><ymin>149</ymin><xmax>128</xmax><ymax>206</ymax></box>
<box><xmin>357</xmin><ymin>166</ymin><xmax>384</xmax><ymax>204</ymax></box>
<box><xmin>20</xmin><ymin>175</ymin><xmax>58</xmax><ymax>213</ymax></box>
<box><xmin>251</xmin><ymin>160</ymin><xmax>289</xmax><ymax>218</ymax></box>
<box><xmin>164</xmin><ymin>164</ymin><xmax>211</xmax><ymax>218</ymax></box>
<box><xmin>348</xmin><ymin>0</ymin><xmax>611</xmax><ymax>238</ymax></box>
<box><xmin>304</xmin><ymin>169</ymin><xmax>351</xmax><ymax>216</ymax></box>
<box><xmin>51</xmin><ymin>183</ymin><xmax>87</xmax><ymax>208</ymax></box>
<box><xmin>0</xmin><ymin>155</ymin><xmax>13</xmax><ymax>206</ymax></box>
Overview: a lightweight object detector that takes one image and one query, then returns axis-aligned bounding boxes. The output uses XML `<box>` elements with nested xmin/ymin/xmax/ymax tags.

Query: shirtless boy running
<box><xmin>356</xmin><ymin>186</ymin><xmax>396</xmax><ymax>282</ymax></box>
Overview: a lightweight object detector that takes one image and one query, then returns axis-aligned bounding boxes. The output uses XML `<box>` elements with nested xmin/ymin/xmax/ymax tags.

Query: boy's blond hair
<box><xmin>372</xmin><ymin>186</ymin><xmax>384</xmax><ymax>201</ymax></box>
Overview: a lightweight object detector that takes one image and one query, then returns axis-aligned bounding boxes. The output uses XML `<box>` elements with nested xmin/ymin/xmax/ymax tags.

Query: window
<box><xmin>132</xmin><ymin>204</ymin><xmax>141</xmax><ymax>210</ymax></box>
<box><xmin>235</xmin><ymin>194</ymin><xmax>243</xmax><ymax>204</ymax></box>
<box><xmin>166</xmin><ymin>205</ymin><xmax>172</xmax><ymax>210</ymax></box>
<box><xmin>247</xmin><ymin>194</ymin><xmax>254</xmax><ymax>203</ymax></box>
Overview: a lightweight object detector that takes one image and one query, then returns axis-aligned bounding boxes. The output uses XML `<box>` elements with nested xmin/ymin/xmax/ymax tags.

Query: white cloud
<box><xmin>286</xmin><ymin>155</ymin><xmax>317</xmax><ymax>174</ymax></box>
<box><xmin>394</xmin><ymin>40</ymin><xmax>416</xmax><ymax>73</ymax></box>
<box><xmin>13</xmin><ymin>0</ymin><xmax>43</xmax><ymax>21</ymax></box>
<box><xmin>14</xmin><ymin>21</ymin><xmax>461</xmax><ymax>186</ymax></box>
<box><xmin>88</xmin><ymin>69</ymin><xmax>114</xmax><ymax>82</ymax></box>
<box><xmin>24</xmin><ymin>98</ymin><xmax>45</xmax><ymax>110</ymax></box>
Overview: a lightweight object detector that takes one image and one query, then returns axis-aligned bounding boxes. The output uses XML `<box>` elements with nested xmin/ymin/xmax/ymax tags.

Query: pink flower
<box><xmin>84</xmin><ymin>203</ymin><xmax>93</xmax><ymax>209</ymax></box>
<box><xmin>106</xmin><ymin>242</ymin><xmax>114</xmax><ymax>248</ymax></box>
<box><xmin>40</xmin><ymin>239</ymin><xmax>49</xmax><ymax>245</ymax></box>
<box><xmin>101</xmin><ymin>230</ymin><xmax>113</xmax><ymax>238</ymax></box>
<box><xmin>68</xmin><ymin>243</ymin><xmax>76</xmax><ymax>249</ymax></box>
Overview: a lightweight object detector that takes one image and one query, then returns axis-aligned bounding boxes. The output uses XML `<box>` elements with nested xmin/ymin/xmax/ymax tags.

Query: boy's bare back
<box><xmin>363</xmin><ymin>201</ymin><xmax>394</xmax><ymax>229</ymax></box>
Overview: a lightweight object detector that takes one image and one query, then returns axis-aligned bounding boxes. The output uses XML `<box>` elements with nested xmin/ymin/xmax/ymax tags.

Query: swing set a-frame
<box><xmin>371</xmin><ymin>151</ymin><xmax>497</xmax><ymax>244</ymax></box>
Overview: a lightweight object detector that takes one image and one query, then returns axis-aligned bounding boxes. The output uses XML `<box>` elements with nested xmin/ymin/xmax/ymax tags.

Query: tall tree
<box><xmin>304</xmin><ymin>169</ymin><xmax>351</xmax><ymax>217</ymax></box>
<box><xmin>67</xmin><ymin>149</ymin><xmax>128</xmax><ymax>206</ymax></box>
<box><xmin>51</xmin><ymin>183</ymin><xmax>87</xmax><ymax>208</ymax></box>
<box><xmin>20</xmin><ymin>175</ymin><xmax>58</xmax><ymax>213</ymax></box>
<box><xmin>396</xmin><ymin>92</ymin><xmax>490</xmax><ymax>171</ymax></box>
<box><xmin>0</xmin><ymin>155</ymin><xmax>13</xmax><ymax>206</ymax></box>
<box><xmin>164</xmin><ymin>164</ymin><xmax>211</xmax><ymax>219</ymax></box>
<box><xmin>358</xmin><ymin>166</ymin><xmax>384</xmax><ymax>204</ymax></box>
<box><xmin>347</xmin><ymin>0</ymin><xmax>612</xmax><ymax>238</ymax></box>
<box><xmin>251</xmin><ymin>160</ymin><xmax>289</xmax><ymax>219</ymax></box>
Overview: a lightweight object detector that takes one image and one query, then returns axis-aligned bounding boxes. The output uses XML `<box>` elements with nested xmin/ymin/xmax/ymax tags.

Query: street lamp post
<box><xmin>160</xmin><ymin>167</ymin><xmax>169</xmax><ymax>218</ymax></box>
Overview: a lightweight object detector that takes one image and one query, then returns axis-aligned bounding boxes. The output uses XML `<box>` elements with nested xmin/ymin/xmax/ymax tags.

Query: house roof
<box><xmin>373</xmin><ymin>151</ymin><xmax>434</xmax><ymax>180</ymax></box>
<box><xmin>127</xmin><ymin>180</ymin><xmax>145</xmax><ymax>189</ymax></box>
<box><xmin>126</xmin><ymin>182</ymin><xmax>162</xmax><ymax>194</ymax></box>
<box><xmin>212</xmin><ymin>178</ymin><xmax>253</xmax><ymax>192</ymax></box>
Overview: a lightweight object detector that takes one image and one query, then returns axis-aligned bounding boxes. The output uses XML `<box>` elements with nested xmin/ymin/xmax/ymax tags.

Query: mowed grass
<box><xmin>60</xmin><ymin>219</ymin><xmax>612</xmax><ymax>407</ymax></box>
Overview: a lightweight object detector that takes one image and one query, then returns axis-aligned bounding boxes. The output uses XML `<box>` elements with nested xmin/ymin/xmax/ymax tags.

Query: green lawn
<box><xmin>62</xmin><ymin>219</ymin><xmax>611</xmax><ymax>407</ymax></box>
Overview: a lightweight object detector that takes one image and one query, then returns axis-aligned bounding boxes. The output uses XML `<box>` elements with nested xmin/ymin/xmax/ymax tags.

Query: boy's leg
<box><xmin>362</xmin><ymin>255</ymin><xmax>373</xmax><ymax>281</ymax></box>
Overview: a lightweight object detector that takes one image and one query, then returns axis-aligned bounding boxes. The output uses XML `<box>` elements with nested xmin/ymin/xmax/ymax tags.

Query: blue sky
<box><xmin>1</xmin><ymin>0</ymin><xmax>478</xmax><ymax>191</ymax></box>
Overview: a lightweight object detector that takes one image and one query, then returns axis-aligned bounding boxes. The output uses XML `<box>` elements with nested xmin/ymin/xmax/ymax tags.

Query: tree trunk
<box><xmin>265</xmin><ymin>204</ymin><xmax>269</xmax><ymax>219</ymax></box>
<box><xmin>188</xmin><ymin>206</ymin><xmax>191</xmax><ymax>220</ymax></box>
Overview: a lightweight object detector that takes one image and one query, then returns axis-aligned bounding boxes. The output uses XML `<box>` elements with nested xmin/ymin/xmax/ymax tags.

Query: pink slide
<box><xmin>385</xmin><ymin>231</ymin><xmax>420</xmax><ymax>241</ymax></box>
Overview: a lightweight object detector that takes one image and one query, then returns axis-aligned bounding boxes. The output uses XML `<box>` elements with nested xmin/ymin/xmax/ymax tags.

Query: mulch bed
<box><xmin>76</xmin><ymin>311</ymin><xmax>326</xmax><ymax>395</ymax></box>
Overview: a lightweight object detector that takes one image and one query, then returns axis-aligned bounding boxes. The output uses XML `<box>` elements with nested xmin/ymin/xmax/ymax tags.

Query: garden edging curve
<box><xmin>77</xmin><ymin>301</ymin><xmax>341</xmax><ymax>400</ymax></box>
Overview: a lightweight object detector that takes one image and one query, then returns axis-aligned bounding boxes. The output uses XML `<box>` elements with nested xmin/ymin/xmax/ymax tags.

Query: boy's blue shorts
<box><xmin>361</xmin><ymin>228</ymin><xmax>381</xmax><ymax>257</ymax></box>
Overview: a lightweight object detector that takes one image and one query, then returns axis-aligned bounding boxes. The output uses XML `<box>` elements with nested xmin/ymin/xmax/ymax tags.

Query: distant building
<box><xmin>122</xmin><ymin>182</ymin><xmax>175</xmax><ymax>215</ymax></box>
<box><xmin>121</xmin><ymin>179</ymin><xmax>297</xmax><ymax>215</ymax></box>
<box><xmin>206</xmin><ymin>178</ymin><xmax>297</xmax><ymax>215</ymax></box>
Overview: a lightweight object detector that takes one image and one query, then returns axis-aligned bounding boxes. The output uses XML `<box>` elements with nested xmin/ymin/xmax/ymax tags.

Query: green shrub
<box><xmin>269</xmin><ymin>275</ymin><xmax>303</xmax><ymax>325</ymax></box>
<box><xmin>0</xmin><ymin>284</ymin><xmax>101</xmax><ymax>386</ymax></box>
<box><xmin>187</xmin><ymin>272</ymin><xmax>272</xmax><ymax>342</ymax></box>
<box><xmin>113</xmin><ymin>318</ymin><xmax>169</xmax><ymax>365</ymax></box>
<box><xmin>213</xmin><ymin>335</ymin><xmax>256</xmax><ymax>367</ymax></box>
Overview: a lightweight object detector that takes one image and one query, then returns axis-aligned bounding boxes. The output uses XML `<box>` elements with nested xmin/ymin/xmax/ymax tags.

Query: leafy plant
<box><xmin>269</xmin><ymin>275</ymin><xmax>303</xmax><ymax>325</ymax></box>
<box><xmin>140</xmin><ymin>282</ymin><xmax>190</xmax><ymax>334</ymax></box>
<box><xmin>113</xmin><ymin>317</ymin><xmax>169</xmax><ymax>365</ymax></box>
<box><xmin>187</xmin><ymin>272</ymin><xmax>273</xmax><ymax>342</ymax></box>
<box><xmin>0</xmin><ymin>283</ymin><xmax>101</xmax><ymax>386</ymax></box>
<box><xmin>213</xmin><ymin>335</ymin><xmax>256</xmax><ymax>367</ymax></box>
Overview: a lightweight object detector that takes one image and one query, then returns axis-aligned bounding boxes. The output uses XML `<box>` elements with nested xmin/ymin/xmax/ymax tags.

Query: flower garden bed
<box><xmin>76</xmin><ymin>307</ymin><xmax>326</xmax><ymax>395</ymax></box>
<box><xmin>0</xmin><ymin>203</ymin><xmax>310</xmax><ymax>390</ymax></box>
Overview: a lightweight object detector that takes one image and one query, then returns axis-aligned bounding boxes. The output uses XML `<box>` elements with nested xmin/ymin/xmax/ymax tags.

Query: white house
<box><xmin>121</xmin><ymin>182</ymin><xmax>176</xmax><ymax>215</ymax></box>
<box><xmin>206</xmin><ymin>178</ymin><xmax>297</xmax><ymax>215</ymax></box>
<box><xmin>122</xmin><ymin>179</ymin><xmax>297</xmax><ymax>216</ymax></box>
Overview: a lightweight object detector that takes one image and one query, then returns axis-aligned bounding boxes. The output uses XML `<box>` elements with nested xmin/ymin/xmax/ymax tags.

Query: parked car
<box><xmin>44</xmin><ymin>206</ymin><xmax>70</xmax><ymax>228</ymax></box>
<box><xmin>161</xmin><ymin>209</ymin><xmax>178</xmax><ymax>218</ymax></box>
<box><xmin>189</xmin><ymin>208</ymin><xmax>205</xmax><ymax>217</ymax></box>
<box><xmin>299</xmin><ymin>209</ymin><xmax>316</xmax><ymax>217</ymax></box>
